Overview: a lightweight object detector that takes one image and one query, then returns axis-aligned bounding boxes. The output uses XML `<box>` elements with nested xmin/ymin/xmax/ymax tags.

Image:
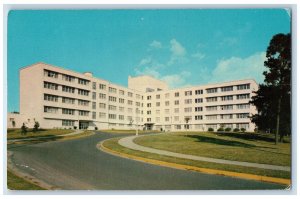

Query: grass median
<box><xmin>7</xmin><ymin>170</ymin><xmax>45</xmax><ymax>190</ymax></box>
<box><xmin>102</xmin><ymin>134</ymin><xmax>290</xmax><ymax>179</ymax></box>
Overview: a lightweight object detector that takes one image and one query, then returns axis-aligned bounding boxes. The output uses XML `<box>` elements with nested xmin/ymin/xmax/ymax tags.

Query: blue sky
<box><xmin>8</xmin><ymin>9</ymin><xmax>290</xmax><ymax>112</ymax></box>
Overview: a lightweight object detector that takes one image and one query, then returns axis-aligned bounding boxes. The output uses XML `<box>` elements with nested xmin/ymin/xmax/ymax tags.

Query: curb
<box><xmin>98</xmin><ymin>139</ymin><xmax>291</xmax><ymax>186</ymax></box>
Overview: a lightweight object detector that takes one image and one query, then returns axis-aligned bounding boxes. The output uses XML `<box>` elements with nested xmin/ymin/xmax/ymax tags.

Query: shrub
<box><xmin>233</xmin><ymin>128</ymin><xmax>240</xmax><ymax>132</ymax></box>
<box><xmin>241</xmin><ymin>128</ymin><xmax>246</xmax><ymax>132</ymax></box>
<box><xmin>208</xmin><ymin>128</ymin><xmax>214</xmax><ymax>132</ymax></box>
<box><xmin>217</xmin><ymin>128</ymin><xmax>224</xmax><ymax>132</ymax></box>
<box><xmin>21</xmin><ymin>123</ymin><xmax>27</xmax><ymax>135</ymax></box>
<box><xmin>74</xmin><ymin>126</ymin><xmax>77</xmax><ymax>130</ymax></box>
<box><xmin>225</xmin><ymin>127</ymin><xmax>231</xmax><ymax>132</ymax></box>
<box><xmin>33</xmin><ymin>121</ymin><xmax>40</xmax><ymax>132</ymax></box>
<box><xmin>95</xmin><ymin>127</ymin><xmax>98</xmax><ymax>130</ymax></box>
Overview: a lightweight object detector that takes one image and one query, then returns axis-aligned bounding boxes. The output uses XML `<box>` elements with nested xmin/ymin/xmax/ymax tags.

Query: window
<box><xmin>221</xmin><ymin>86</ymin><xmax>233</xmax><ymax>92</ymax></box>
<box><xmin>109</xmin><ymin>105</ymin><xmax>117</xmax><ymax>111</ymax></box>
<box><xmin>99</xmin><ymin>112</ymin><xmax>106</xmax><ymax>118</ymax></box>
<box><xmin>237</xmin><ymin>103</ymin><xmax>250</xmax><ymax>109</ymax></box>
<box><xmin>62</xmin><ymin>120</ymin><xmax>74</xmax><ymax>126</ymax></box>
<box><xmin>156</xmin><ymin>94</ymin><xmax>160</xmax><ymax>99</ymax></box>
<box><xmin>184</xmin><ymin>107</ymin><xmax>192</xmax><ymax>112</ymax></box>
<box><xmin>62</xmin><ymin>86</ymin><xmax>75</xmax><ymax>93</ymax></box>
<box><xmin>206</xmin><ymin>106</ymin><xmax>218</xmax><ymax>111</ymax></box>
<box><xmin>175</xmin><ymin>125</ymin><xmax>181</xmax><ymax>130</ymax></box>
<box><xmin>195</xmin><ymin>115</ymin><xmax>203</xmax><ymax>120</ymax></box>
<box><xmin>174</xmin><ymin>92</ymin><xmax>180</xmax><ymax>97</ymax></box>
<box><xmin>109</xmin><ymin>96</ymin><xmax>117</xmax><ymax>102</ymax></box>
<box><xmin>206</xmin><ymin>88</ymin><xmax>218</xmax><ymax>93</ymax></box>
<box><xmin>44</xmin><ymin>94</ymin><xmax>58</xmax><ymax>102</ymax></box>
<box><xmin>195</xmin><ymin>98</ymin><xmax>203</xmax><ymax>103</ymax></box>
<box><xmin>127</xmin><ymin>100</ymin><xmax>133</xmax><ymax>105</ymax></box>
<box><xmin>221</xmin><ymin>95</ymin><xmax>233</xmax><ymax>101</ymax></box>
<box><xmin>92</xmin><ymin>112</ymin><xmax>96</xmax><ymax>119</ymax></box>
<box><xmin>174</xmin><ymin>108</ymin><xmax>179</xmax><ymax>113</ymax></box>
<box><xmin>185</xmin><ymin>91</ymin><xmax>192</xmax><ymax>96</ymax></box>
<box><xmin>78</xmin><ymin>78</ymin><xmax>89</xmax><ymax>85</ymax></box>
<box><xmin>99</xmin><ymin>93</ymin><xmax>106</xmax><ymax>99</ymax></box>
<box><xmin>185</xmin><ymin>99</ymin><xmax>192</xmax><ymax>104</ymax></box>
<box><xmin>109</xmin><ymin>87</ymin><xmax>117</xmax><ymax>93</ymax></box>
<box><xmin>99</xmin><ymin>84</ymin><xmax>106</xmax><ymax>90</ymax></box>
<box><xmin>165</xmin><ymin>117</ymin><xmax>170</xmax><ymax>122</ymax></box>
<box><xmin>136</xmin><ymin>102</ymin><xmax>141</xmax><ymax>106</ymax></box>
<box><xmin>165</xmin><ymin>93</ymin><xmax>170</xmax><ymax>98</ymax></box>
<box><xmin>99</xmin><ymin>103</ymin><xmax>106</xmax><ymax>109</ymax></box>
<box><xmin>78</xmin><ymin>89</ymin><xmax>89</xmax><ymax>96</ymax></box>
<box><xmin>156</xmin><ymin>102</ymin><xmax>160</xmax><ymax>107</ymax></box>
<box><xmin>136</xmin><ymin>94</ymin><xmax>141</xmax><ymax>99</ymax></box>
<box><xmin>174</xmin><ymin>116</ymin><xmax>179</xmax><ymax>121</ymax></box>
<box><xmin>195</xmin><ymin>89</ymin><xmax>203</xmax><ymax>95</ymax></box>
<box><xmin>147</xmin><ymin>111</ymin><xmax>151</xmax><ymax>115</ymax></box>
<box><xmin>236</xmin><ymin>113</ymin><xmax>250</xmax><ymax>119</ymax></box>
<box><xmin>174</xmin><ymin>100</ymin><xmax>179</xmax><ymax>105</ymax></box>
<box><xmin>44</xmin><ymin>82</ymin><xmax>58</xmax><ymax>90</ymax></box>
<box><xmin>221</xmin><ymin>105</ymin><xmax>233</xmax><ymax>110</ymax></box>
<box><xmin>62</xmin><ymin>108</ymin><xmax>75</xmax><ymax>115</ymax></box>
<box><xmin>44</xmin><ymin>106</ymin><xmax>58</xmax><ymax>113</ymax></box>
<box><xmin>156</xmin><ymin>117</ymin><xmax>160</xmax><ymax>122</ymax></box>
<box><xmin>119</xmin><ymin>107</ymin><xmax>125</xmax><ymax>112</ymax></box>
<box><xmin>165</xmin><ymin>101</ymin><xmax>170</xmax><ymax>106</ymax></box>
<box><xmin>156</xmin><ymin>110</ymin><xmax>160</xmax><ymax>114</ymax></box>
<box><xmin>62</xmin><ymin>97</ymin><xmax>75</xmax><ymax>104</ymax></box>
<box><xmin>236</xmin><ymin>123</ymin><xmax>249</xmax><ymax>129</ymax></box>
<box><xmin>206</xmin><ymin>97</ymin><xmax>217</xmax><ymax>102</ymax></box>
<box><xmin>92</xmin><ymin>102</ymin><xmax>96</xmax><ymax>109</ymax></box>
<box><xmin>118</xmin><ymin>90</ymin><xmax>124</xmax><ymax>95</ymax></box>
<box><xmin>147</xmin><ymin>96</ymin><xmax>152</xmax><ymax>100</ymax></box>
<box><xmin>119</xmin><ymin>115</ymin><xmax>124</xmax><ymax>120</ymax></box>
<box><xmin>118</xmin><ymin>98</ymin><xmax>124</xmax><ymax>103</ymax></box>
<box><xmin>195</xmin><ymin>107</ymin><xmax>203</xmax><ymax>112</ymax></box>
<box><xmin>78</xmin><ymin>100</ymin><xmax>89</xmax><ymax>106</ymax></box>
<box><xmin>147</xmin><ymin>118</ymin><xmax>151</xmax><ymax>122</ymax></box>
<box><xmin>147</xmin><ymin>103</ymin><xmax>151</xmax><ymax>107</ymax></box>
<box><xmin>165</xmin><ymin>109</ymin><xmax>170</xmax><ymax>114</ymax></box>
<box><xmin>92</xmin><ymin>92</ymin><xmax>96</xmax><ymax>100</ymax></box>
<box><xmin>237</xmin><ymin>84</ymin><xmax>250</xmax><ymax>90</ymax></box>
<box><xmin>237</xmin><ymin>94</ymin><xmax>250</xmax><ymax>100</ymax></box>
<box><xmin>128</xmin><ymin>108</ymin><xmax>133</xmax><ymax>113</ymax></box>
<box><xmin>62</xmin><ymin>74</ymin><xmax>75</xmax><ymax>82</ymax></box>
<box><xmin>109</xmin><ymin>114</ymin><xmax>117</xmax><ymax>119</ymax></box>
<box><xmin>92</xmin><ymin>82</ymin><xmax>96</xmax><ymax>89</ymax></box>
<box><xmin>128</xmin><ymin>92</ymin><xmax>133</xmax><ymax>97</ymax></box>
<box><xmin>220</xmin><ymin>114</ymin><xmax>233</xmax><ymax>119</ymax></box>
<box><xmin>206</xmin><ymin>115</ymin><xmax>218</xmax><ymax>120</ymax></box>
<box><xmin>44</xmin><ymin>70</ymin><xmax>58</xmax><ymax>78</ymax></box>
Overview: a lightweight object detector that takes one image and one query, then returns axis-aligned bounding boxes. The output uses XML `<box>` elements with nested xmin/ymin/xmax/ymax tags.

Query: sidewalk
<box><xmin>118</xmin><ymin>135</ymin><xmax>290</xmax><ymax>172</ymax></box>
<box><xmin>8</xmin><ymin>130</ymin><xmax>84</xmax><ymax>143</ymax></box>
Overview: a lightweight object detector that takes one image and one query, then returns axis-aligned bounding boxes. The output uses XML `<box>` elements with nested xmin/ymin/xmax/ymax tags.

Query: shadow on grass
<box><xmin>185</xmin><ymin>135</ymin><xmax>256</xmax><ymax>148</ymax></box>
<box><xmin>7</xmin><ymin>136</ymin><xmax>64</xmax><ymax>150</ymax></box>
<box><xmin>214</xmin><ymin>132</ymin><xmax>276</xmax><ymax>143</ymax></box>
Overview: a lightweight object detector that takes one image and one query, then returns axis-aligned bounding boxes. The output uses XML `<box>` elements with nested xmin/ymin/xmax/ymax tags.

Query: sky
<box><xmin>7</xmin><ymin>9</ymin><xmax>291</xmax><ymax>112</ymax></box>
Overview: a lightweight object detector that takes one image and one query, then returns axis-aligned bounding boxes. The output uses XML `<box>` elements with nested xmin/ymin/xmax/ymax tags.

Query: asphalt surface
<box><xmin>8</xmin><ymin>132</ymin><xmax>287</xmax><ymax>190</ymax></box>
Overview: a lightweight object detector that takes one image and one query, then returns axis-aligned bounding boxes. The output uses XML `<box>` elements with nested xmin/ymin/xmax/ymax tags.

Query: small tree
<box><xmin>33</xmin><ymin>121</ymin><xmax>40</xmax><ymax>132</ymax></box>
<box><xmin>217</xmin><ymin>127</ymin><xmax>224</xmax><ymax>132</ymax></box>
<box><xmin>241</xmin><ymin>128</ymin><xmax>246</xmax><ymax>133</ymax></box>
<box><xmin>233</xmin><ymin>128</ymin><xmax>240</xmax><ymax>132</ymax></box>
<box><xmin>208</xmin><ymin>128</ymin><xmax>214</xmax><ymax>132</ymax></box>
<box><xmin>225</xmin><ymin>127</ymin><xmax>231</xmax><ymax>132</ymax></box>
<box><xmin>21</xmin><ymin>123</ymin><xmax>27</xmax><ymax>135</ymax></box>
<box><xmin>12</xmin><ymin>120</ymin><xmax>16</xmax><ymax>128</ymax></box>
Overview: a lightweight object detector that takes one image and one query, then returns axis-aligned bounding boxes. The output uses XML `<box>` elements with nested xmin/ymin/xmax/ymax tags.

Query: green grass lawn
<box><xmin>7</xmin><ymin>128</ymin><xmax>74</xmax><ymax>139</ymax></box>
<box><xmin>7</xmin><ymin>171</ymin><xmax>45</xmax><ymax>190</ymax></box>
<box><xmin>100</xmin><ymin>129</ymin><xmax>160</xmax><ymax>134</ymax></box>
<box><xmin>134</xmin><ymin>132</ymin><xmax>291</xmax><ymax>167</ymax></box>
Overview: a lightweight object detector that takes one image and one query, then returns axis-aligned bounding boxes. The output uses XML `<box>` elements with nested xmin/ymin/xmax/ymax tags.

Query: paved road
<box><xmin>8</xmin><ymin>132</ymin><xmax>286</xmax><ymax>190</ymax></box>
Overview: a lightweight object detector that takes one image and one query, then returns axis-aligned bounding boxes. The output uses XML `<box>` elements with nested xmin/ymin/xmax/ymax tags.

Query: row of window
<box><xmin>44</xmin><ymin>70</ymin><xmax>90</xmax><ymax>85</ymax></box>
<box><xmin>44</xmin><ymin>94</ymin><xmax>90</xmax><ymax>106</ymax></box>
<box><xmin>44</xmin><ymin>106</ymin><xmax>90</xmax><ymax>116</ymax></box>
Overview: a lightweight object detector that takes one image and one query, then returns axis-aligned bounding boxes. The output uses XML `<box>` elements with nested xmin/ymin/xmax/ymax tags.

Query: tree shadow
<box><xmin>185</xmin><ymin>135</ymin><xmax>256</xmax><ymax>148</ymax></box>
<box><xmin>214</xmin><ymin>132</ymin><xmax>275</xmax><ymax>143</ymax></box>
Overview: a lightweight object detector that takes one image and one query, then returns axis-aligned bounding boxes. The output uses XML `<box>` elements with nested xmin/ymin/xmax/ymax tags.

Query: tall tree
<box><xmin>250</xmin><ymin>33</ymin><xmax>291</xmax><ymax>144</ymax></box>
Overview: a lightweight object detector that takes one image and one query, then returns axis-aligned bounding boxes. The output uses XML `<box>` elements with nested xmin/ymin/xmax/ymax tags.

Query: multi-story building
<box><xmin>7</xmin><ymin>62</ymin><xmax>258</xmax><ymax>132</ymax></box>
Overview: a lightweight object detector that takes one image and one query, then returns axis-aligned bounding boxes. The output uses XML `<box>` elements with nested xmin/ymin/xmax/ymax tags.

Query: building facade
<box><xmin>7</xmin><ymin>62</ymin><xmax>258</xmax><ymax>132</ymax></box>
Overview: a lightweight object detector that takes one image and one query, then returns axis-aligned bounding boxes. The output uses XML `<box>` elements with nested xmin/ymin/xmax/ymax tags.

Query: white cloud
<box><xmin>191</xmin><ymin>52</ymin><xmax>206</xmax><ymax>60</ymax></box>
<box><xmin>210</xmin><ymin>52</ymin><xmax>266</xmax><ymax>83</ymax></box>
<box><xmin>170</xmin><ymin>39</ymin><xmax>186</xmax><ymax>56</ymax></box>
<box><xmin>138</xmin><ymin>57</ymin><xmax>152</xmax><ymax>66</ymax></box>
<box><xmin>149</xmin><ymin>40</ymin><xmax>162</xmax><ymax>49</ymax></box>
<box><xmin>219</xmin><ymin>37</ymin><xmax>238</xmax><ymax>47</ymax></box>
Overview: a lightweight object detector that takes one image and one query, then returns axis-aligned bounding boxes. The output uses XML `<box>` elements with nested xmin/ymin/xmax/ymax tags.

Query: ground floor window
<box><xmin>62</xmin><ymin>120</ymin><xmax>74</xmax><ymax>126</ymax></box>
<box><xmin>184</xmin><ymin>124</ymin><xmax>190</xmax><ymax>130</ymax></box>
<box><xmin>175</xmin><ymin>125</ymin><xmax>181</xmax><ymax>130</ymax></box>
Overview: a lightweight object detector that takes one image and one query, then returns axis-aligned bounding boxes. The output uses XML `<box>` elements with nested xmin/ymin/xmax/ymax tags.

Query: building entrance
<box><xmin>79</xmin><ymin>121</ymin><xmax>89</xmax><ymax>129</ymax></box>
